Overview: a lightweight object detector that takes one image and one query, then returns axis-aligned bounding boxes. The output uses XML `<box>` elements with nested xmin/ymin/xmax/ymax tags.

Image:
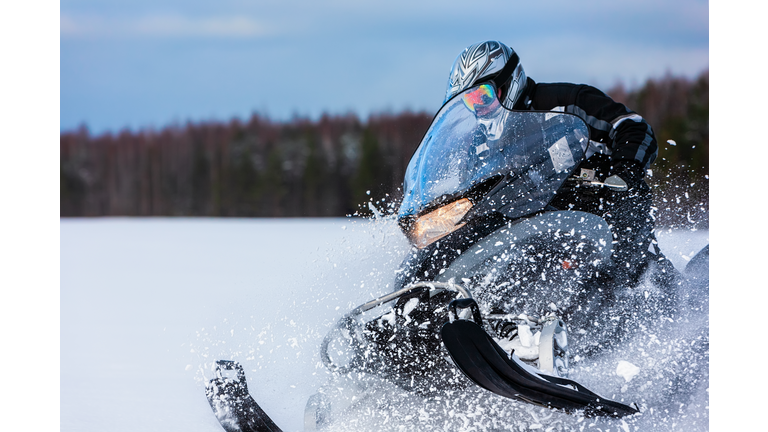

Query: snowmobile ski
<box><xmin>440</xmin><ymin>299</ymin><xmax>639</xmax><ymax>418</ymax></box>
<box><xmin>205</xmin><ymin>360</ymin><xmax>283</xmax><ymax>432</ymax></box>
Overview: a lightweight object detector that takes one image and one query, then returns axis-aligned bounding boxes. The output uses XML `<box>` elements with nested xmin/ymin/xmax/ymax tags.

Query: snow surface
<box><xmin>61</xmin><ymin>217</ymin><xmax>709</xmax><ymax>432</ymax></box>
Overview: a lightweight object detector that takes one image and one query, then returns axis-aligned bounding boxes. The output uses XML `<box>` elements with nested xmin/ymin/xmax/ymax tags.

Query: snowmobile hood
<box><xmin>398</xmin><ymin>83</ymin><xmax>589</xmax><ymax>222</ymax></box>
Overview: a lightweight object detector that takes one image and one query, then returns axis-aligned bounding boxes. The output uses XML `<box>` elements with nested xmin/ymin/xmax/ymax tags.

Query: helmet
<box><xmin>444</xmin><ymin>41</ymin><xmax>527</xmax><ymax>109</ymax></box>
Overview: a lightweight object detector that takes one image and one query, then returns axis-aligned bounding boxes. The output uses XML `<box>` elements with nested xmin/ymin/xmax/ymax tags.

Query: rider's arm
<box><xmin>575</xmin><ymin>85</ymin><xmax>658</xmax><ymax>173</ymax></box>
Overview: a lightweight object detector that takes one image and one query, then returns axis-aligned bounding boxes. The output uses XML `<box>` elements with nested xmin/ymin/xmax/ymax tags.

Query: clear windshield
<box><xmin>398</xmin><ymin>83</ymin><xmax>589</xmax><ymax>219</ymax></box>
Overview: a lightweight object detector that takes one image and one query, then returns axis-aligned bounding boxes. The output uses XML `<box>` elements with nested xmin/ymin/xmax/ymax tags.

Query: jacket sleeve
<box><xmin>575</xmin><ymin>86</ymin><xmax>658</xmax><ymax>170</ymax></box>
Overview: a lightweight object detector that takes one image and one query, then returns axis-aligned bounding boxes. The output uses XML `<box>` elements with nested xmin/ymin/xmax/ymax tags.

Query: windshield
<box><xmin>398</xmin><ymin>83</ymin><xmax>589</xmax><ymax>219</ymax></box>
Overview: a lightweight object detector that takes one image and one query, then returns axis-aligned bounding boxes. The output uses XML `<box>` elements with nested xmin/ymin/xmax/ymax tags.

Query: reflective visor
<box><xmin>462</xmin><ymin>83</ymin><xmax>495</xmax><ymax>113</ymax></box>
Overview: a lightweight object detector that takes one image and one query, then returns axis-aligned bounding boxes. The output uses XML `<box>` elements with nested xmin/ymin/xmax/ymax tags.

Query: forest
<box><xmin>61</xmin><ymin>71</ymin><xmax>708</xmax><ymax>228</ymax></box>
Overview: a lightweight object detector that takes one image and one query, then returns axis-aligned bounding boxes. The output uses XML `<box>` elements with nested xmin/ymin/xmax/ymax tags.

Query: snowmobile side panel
<box><xmin>440</xmin><ymin>318</ymin><xmax>638</xmax><ymax>417</ymax></box>
<box><xmin>205</xmin><ymin>360</ymin><xmax>283</xmax><ymax>432</ymax></box>
<box><xmin>435</xmin><ymin>210</ymin><xmax>613</xmax><ymax>285</ymax></box>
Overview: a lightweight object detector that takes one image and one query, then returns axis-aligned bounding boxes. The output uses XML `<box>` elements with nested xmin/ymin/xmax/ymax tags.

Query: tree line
<box><xmin>61</xmin><ymin>71</ymin><xmax>708</xmax><ymax>228</ymax></box>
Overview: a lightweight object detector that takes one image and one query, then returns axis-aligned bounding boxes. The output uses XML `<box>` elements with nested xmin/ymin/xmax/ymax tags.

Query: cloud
<box><xmin>60</xmin><ymin>14</ymin><xmax>273</xmax><ymax>39</ymax></box>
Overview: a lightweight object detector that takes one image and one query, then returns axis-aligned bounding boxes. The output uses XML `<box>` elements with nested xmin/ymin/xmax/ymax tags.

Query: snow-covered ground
<box><xmin>60</xmin><ymin>218</ymin><xmax>709</xmax><ymax>432</ymax></box>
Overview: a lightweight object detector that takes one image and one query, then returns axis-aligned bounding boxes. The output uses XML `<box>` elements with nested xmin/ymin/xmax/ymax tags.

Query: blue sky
<box><xmin>60</xmin><ymin>0</ymin><xmax>709</xmax><ymax>134</ymax></box>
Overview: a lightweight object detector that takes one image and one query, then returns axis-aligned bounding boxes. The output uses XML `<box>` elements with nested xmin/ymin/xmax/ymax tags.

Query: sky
<box><xmin>59</xmin><ymin>0</ymin><xmax>710</xmax><ymax>134</ymax></box>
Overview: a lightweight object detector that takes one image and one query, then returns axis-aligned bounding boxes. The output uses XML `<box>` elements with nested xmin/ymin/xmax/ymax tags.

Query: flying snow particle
<box><xmin>619</xmin><ymin>419</ymin><xmax>630</xmax><ymax>432</ymax></box>
<box><xmin>667</xmin><ymin>140</ymin><xmax>677</xmax><ymax>146</ymax></box>
<box><xmin>616</xmin><ymin>360</ymin><xmax>641</xmax><ymax>382</ymax></box>
<box><xmin>402</xmin><ymin>298</ymin><xmax>420</xmax><ymax>318</ymax></box>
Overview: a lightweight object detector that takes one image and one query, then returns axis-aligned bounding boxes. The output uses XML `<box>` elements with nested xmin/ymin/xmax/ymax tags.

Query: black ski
<box><xmin>205</xmin><ymin>360</ymin><xmax>284</xmax><ymax>432</ymax></box>
<box><xmin>441</xmin><ymin>299</ymin><xmax>638</xmax><ymax>417</ymax></box>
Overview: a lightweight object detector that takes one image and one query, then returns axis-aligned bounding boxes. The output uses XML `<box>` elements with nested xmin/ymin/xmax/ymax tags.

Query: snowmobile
<box><xmin>205</xmin><ymin>83</ymin><xmax>709</xmax><ymax>431</ymax></box>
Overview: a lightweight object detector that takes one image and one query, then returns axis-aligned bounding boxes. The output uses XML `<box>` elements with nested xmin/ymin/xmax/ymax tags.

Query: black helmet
<box><xmin>445</xmin><ymin>41</ymin><xmax>527</xmax><ymax>109</ymax></box>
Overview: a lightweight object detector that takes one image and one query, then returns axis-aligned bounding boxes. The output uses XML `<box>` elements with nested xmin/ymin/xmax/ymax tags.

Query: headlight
<box><xmin>406</xmin><ymin>198</ymin><xmax>473</xmax><ymax>249</ymax></box>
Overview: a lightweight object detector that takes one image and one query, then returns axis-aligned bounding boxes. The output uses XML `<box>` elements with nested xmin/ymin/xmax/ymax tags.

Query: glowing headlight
<box><xmin>407</xmin><ymin>198</ymin><xmax>473</xmax><ymax>249</ymax></box>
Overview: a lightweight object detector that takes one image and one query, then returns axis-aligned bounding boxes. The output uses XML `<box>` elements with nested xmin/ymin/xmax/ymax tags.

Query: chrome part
<box><xmin>538</xmin><ymin>317</ymin><xmax>569</xmax><ymax>377</ymax></box>
<box><xmin>353</xmin><ymin>281</ymin><xmax>472</xmax><ymax>315</ymax></box>
<box><xmin>489</xmin><ymin>314</ymin><xmax>570</xmax><ymax>378</ymax></box>
<box><xmin>567</xmin><ymin>174</ymin><xmax>629</xmax><ymax>191</ymax></box>
<box><xmin>603</xmin><ymin>174</ymin><xmax>629</xmax><ymax>191</ymax></box>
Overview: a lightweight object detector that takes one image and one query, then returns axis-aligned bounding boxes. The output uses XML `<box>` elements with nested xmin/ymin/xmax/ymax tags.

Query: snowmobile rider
<box><xmin>445</xmin><ymin>40</ymin><xmax>659</xmax><ymax>286</ymax></box>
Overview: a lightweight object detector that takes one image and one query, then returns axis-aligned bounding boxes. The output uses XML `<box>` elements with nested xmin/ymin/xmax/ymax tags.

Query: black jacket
<box><xmin>513</xmin><ymin>78</ymin><xmax>657</xmax><ymax>174</ymax></box>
